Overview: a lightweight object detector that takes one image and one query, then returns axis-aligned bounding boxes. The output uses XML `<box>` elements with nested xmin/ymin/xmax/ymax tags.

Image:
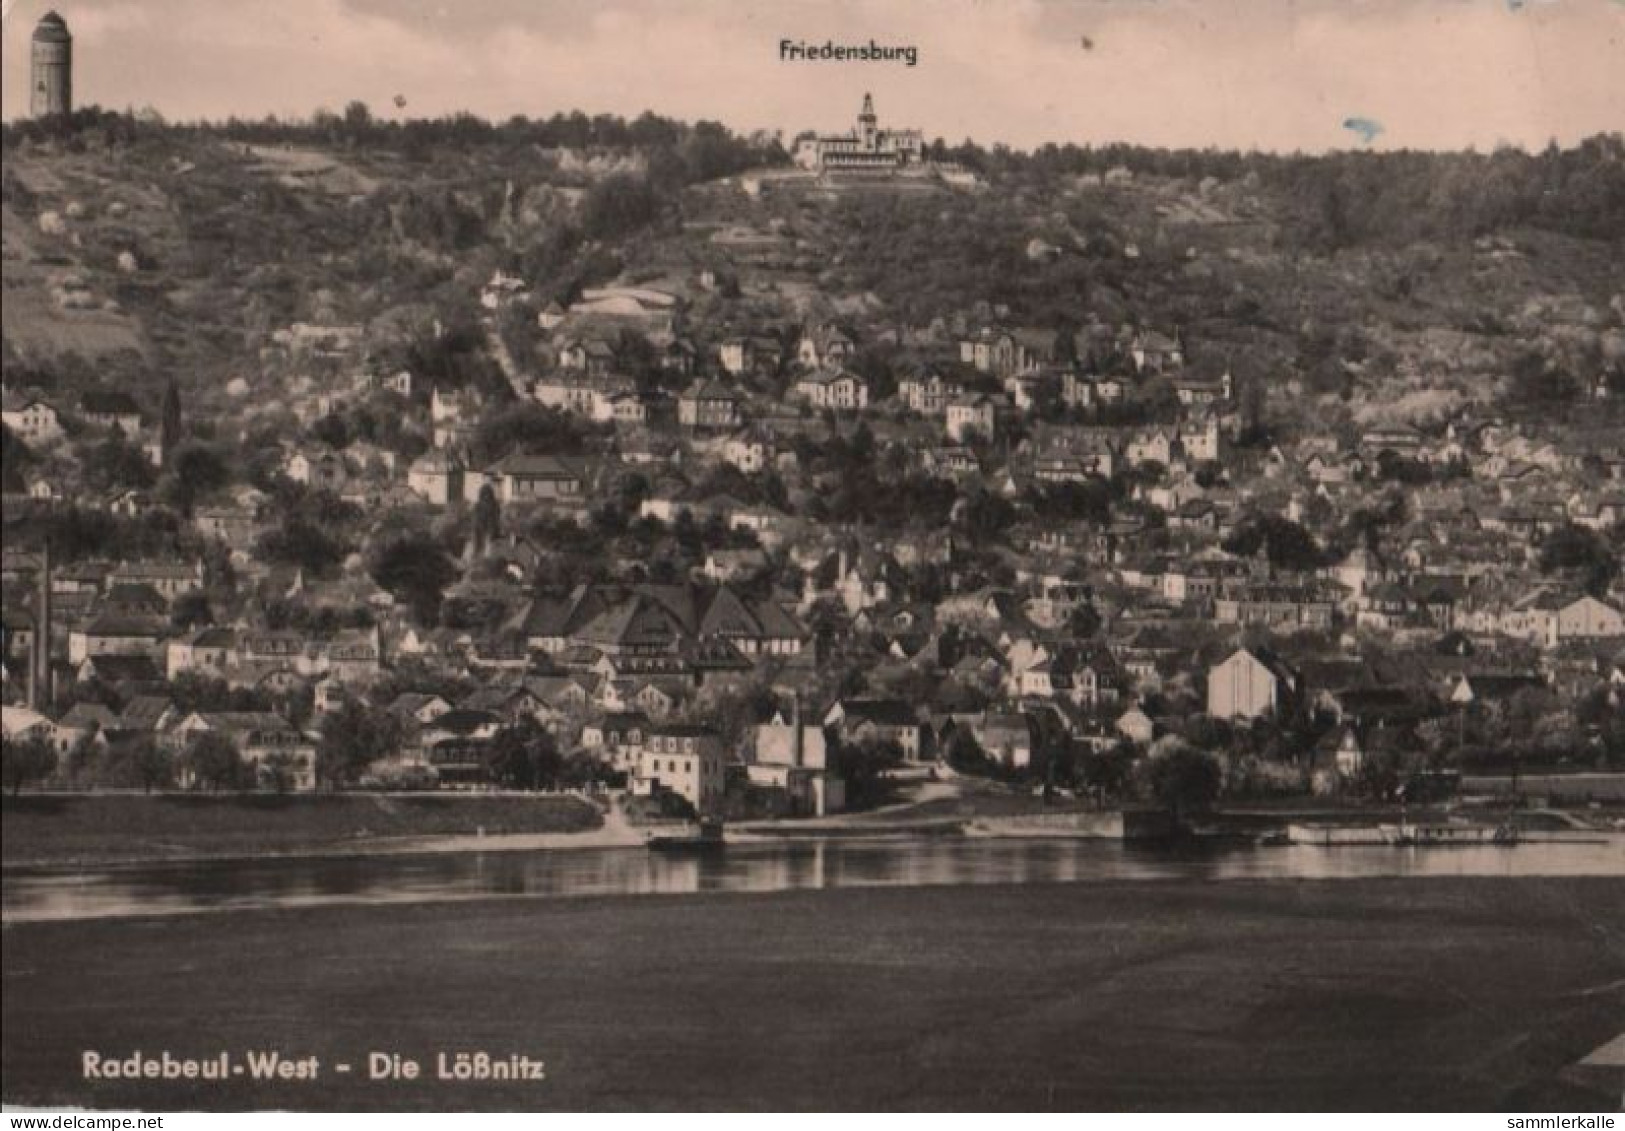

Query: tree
<box><xmin>956</xmin><ymin>489</ymin><xmax>1017</xmax><ymax>543</ymax></box>
<box><xmin>257</xmin><ymin>516</ymin><xmax>347</xmax><ymax>574</ymax></box>
<box><xmin>1538</xmin><ymin>523</ymin><xmax>1619</xmax><ymax>597</ymax></box>
<box><xmin>943</xmin><ymin>727</ymin><xmax>993</xmax><ymax>775</ymax></box>
<box><xmin>261</xmin><ymin>751</ymin><xmax>301</xmax><ymax>794</ymax></box>
<box><xmin>183</xmin><ymin>731</ymin><xmax>249</xmax><ymax>792</ymax></box>
<box><xmin>128</xmin><ymin>736</ymin><xmax>175</xmax><ymax>794</ymax></box>
<box><xmin>1064</xmin><ymin>600</ymin><xmax>1102</xmax><ymax>638</ymax></box>
<box><xmin>1139</xmin><ymin>738</ymin><xmax>1222</xmax><ymax>825</ymax></box>
<box><xmin>580</xmin><ymin>173</ymin><xmax>663</xmax><ymax>241</ymax></box>
<box><xmin>471</xmin><ymin>484</ymin><xmax>501</xmax><ymax>554</ymax></box>
<box><xmin>700</xmin><ymin>684</ymin><xmax>779</xmax><ymax>756</ymax></box>
<box><xmin>317</xmin><ymin>701</ymin><xmax>403</xmax><ymax>787</ymax></box>
<box><xmin>1504</xmin><ymin>685</ymin><xmax>1559</xmax><ymax>749</ymax></box>
<box><xmin>1350</xmin><ymin>747</ymin><xmax>1403</xmax><ymax>802</ymax></box>
<box><xmin>485</xmin><ymin>717</ymin><xmax>562</xmax><ymax>790</ymax></box>
<box><xmin>1078</xmin><ymin>742</ymin><xmax>1137</xmax><ymax>802</ymax></box>
<box><xmin>828</xmin><ymin>736</ymin><xmax>903</xmax><ymax>809</ymax></box>
<box><xmin>1</xmin><ymin>735</ymin><xmax>58</xmax><ymax>796</ymax></box>
<box><xmin>162</xmin><ymin>442</ymin><xmax>230</xmax><ymax>515</ymax></box>
<box><xmin>1223</xmin><ymin>512</ymin><xmax>1325</xmax><ymax>572</ymax></box>
<box><xmin>171</xmin><ymin>589</ymin><xmax>214</xmax><ymax>630</ymax></box>
<box><xmin>1</xmin><ymin>424</ymin><xmax>36</xmax><ymax>494</ymax></box>
<box><xmin>342</xmin><ymin>100</ymin><xmax>373</xmax><ymax>142</ymax></box>
<box><xmin>1509</xmin><ymin>349</ymin><xmax>1578</xmax><ymax>406</ymax></box>
<box><xmin>82</xmin><ymin>432</ymin><xmax>156</xmax><ymax>493</ymax></box>
<box><xmin>369</xmin><ymin>534</ymin><xmax>459</xmax><ymax>623</ymax></box>
<box><xmin>160</xmin><ymin>378</ymin><xmax>183</xmax><ymax>453</ymax></box>
<box><xmin>470</xmin><ymin>402</ymin><xmax>591</xmax><ymax>464</ymax></box>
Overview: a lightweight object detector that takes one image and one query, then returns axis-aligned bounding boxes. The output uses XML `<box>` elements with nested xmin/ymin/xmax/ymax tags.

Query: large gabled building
<box><xmin>1207</xmin><ymin>647</ymin><xmax>1300</xmax><ymax>722</ymax></box>
<box><xmin>509</xmin><ymin>583</ymin><xmax>807</xmax><ymax>661</ymax></box>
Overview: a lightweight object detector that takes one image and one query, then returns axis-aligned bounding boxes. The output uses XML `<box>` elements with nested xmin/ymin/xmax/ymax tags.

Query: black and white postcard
<box><xmin>2</xmin><ymin>0</ymin><xmax>1623</xmax><ymax>1115</ymax></box>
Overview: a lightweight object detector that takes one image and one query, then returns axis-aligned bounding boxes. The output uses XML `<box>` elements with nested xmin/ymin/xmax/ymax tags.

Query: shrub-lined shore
<box><xmin>1</xmin><ymin>793</ymin><xmax>602</xmax><ymax>868</ymax></box>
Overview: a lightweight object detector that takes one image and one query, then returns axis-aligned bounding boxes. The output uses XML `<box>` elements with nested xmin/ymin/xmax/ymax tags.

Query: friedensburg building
<box><xmin>795</xmin><ymin>94</ymin><xmax>923</xmax><ymax>173</ymax></box>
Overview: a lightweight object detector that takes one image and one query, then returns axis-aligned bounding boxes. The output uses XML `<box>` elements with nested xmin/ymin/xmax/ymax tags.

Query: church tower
<box><xmin>858</xmin><ymin>92</ymin><xmax>877</xmax><ymax>149</ymax></box>
<box><xmin>31</xmin><ymin>11</ymin><xmax>73</xmax><ymax>119</ymax></box>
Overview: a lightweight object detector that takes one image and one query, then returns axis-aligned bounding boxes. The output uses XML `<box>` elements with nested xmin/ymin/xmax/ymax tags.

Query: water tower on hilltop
<box><xmin>31</xmin><ymin>10</ymin><xmax>74</xmax><ymax>119</ymax></box>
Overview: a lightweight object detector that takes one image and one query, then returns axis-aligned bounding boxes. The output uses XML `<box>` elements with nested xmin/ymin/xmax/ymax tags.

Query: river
<box><xmin>3</xmin><ymin>835</ymin><xmax>1620</xmax><ymax>924</ymax></box>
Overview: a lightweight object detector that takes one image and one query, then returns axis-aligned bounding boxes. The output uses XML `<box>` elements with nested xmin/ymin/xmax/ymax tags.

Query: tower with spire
<box><xmin>858</xmin><ymin>93</ymin><xmax>877</xmax><ymax>149</ymax></box>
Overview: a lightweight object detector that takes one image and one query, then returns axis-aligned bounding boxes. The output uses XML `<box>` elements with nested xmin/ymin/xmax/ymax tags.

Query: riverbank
<box><xmin>9</xmin><ymin>787</ymin><xmax>1621</xmax><ymax>870</ymax></box>
<box><xmin>2</xmin><ymin>875</ymin><xmax>1620</xmax><ymax>1110</ymax></box>
<box><xmin>0</xmin><ymin>793</ymin><xmax>605</xmax><ymax>869</ymax></box>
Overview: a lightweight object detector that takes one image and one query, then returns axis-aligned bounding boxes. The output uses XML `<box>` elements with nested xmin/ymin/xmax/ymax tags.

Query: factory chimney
<box><xmin>791</xmin><ymin>692</ymin><xmax>803</xmax><ymax>768</ymax></box>
<box><xmin>30</xmin><ymin>542</ymin><xmax>53</xmax><ymax>711</ymax></box>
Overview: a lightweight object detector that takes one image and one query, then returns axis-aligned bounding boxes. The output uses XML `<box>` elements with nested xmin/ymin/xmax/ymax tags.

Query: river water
<box><xmin>3</xmin><ymin>836</ymin><xmax>1620</xmax><ymax>924</ymax></box>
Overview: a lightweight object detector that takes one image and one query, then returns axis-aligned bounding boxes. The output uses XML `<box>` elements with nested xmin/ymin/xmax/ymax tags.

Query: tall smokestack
<box><xmin>792</xmin><ymin>692</ymin><xmax>803</xmax><ymax>768</ymax></box>
<box><xmin>32</xmin><ymin>542</ymin><xmax>52</xmax><ymax>711</ymax></box>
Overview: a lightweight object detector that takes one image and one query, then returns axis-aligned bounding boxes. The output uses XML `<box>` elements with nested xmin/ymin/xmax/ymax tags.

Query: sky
<box><xmin>2</xmin><ymin>0</ymin><xmax>1622</xmax><ymax>153</ymax></box>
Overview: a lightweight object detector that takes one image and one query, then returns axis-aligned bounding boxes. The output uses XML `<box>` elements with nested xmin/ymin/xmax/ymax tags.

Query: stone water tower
<box><xmin>31</xmin><ymin>11</ymin><xmax>73</xmax><ymax>119</ymax></box>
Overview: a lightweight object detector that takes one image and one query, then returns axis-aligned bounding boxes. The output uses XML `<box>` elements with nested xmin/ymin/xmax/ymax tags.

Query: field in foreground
<box><xmin>2</xmin><ymin>877</ymin><xmax>1621</xmax><ymax>1111</ymax></box>
<box><xmin>0</xmin><ymin>793</ymin><xmax>602</xmax><ymax>868</ymax></box>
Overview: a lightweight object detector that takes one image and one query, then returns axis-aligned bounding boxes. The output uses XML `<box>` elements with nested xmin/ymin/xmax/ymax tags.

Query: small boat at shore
<box><xmin>646</xmin><ymin>819</ymin><xmax>727</xmax><ymax>852</ymax></box>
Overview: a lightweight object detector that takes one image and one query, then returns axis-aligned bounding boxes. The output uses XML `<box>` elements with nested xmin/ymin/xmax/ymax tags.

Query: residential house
<box><xmin>167</xmin><ymin>627</ymin><xmax>238</xmax><ymax>679</ymax></box>
<box><xmin>68</xmin><ymin>613</ymin><xmax>166</xmax><ymax>665</ymax></box>
<box><xmin>1115</xmin><ymin>705</ymin><xmax>1156</xmax><ymax>745</ymax></box>
<box><xmin>795</xmin><ymin>368</ymin><xmax>870</xmax><ymax>412</ymax></box>
<box><xmin>171</xmin><ymin>711</ymin><xmax>318</xmax><ymax>791</ymax></box>
<box><xmin>960</xmin><ymin>327</ymin><xmax>1055</xmax><ymax>377</ymax></box>
<box><xmin>1449</xmin><ymin>672</ymin><xmax>1547</xmax><ymax>707</ymax></box>
<box><xmin>1213</xmin><ymin>584</ymin><xmax>1337</xmax><ymax>630</ymax></box>
<box><xmin>419</xmin><ymin>709</ymin><xmax>502</xmax><ymax>784</ymax></box>
<box><xmin>635</xmin><ymin>724</ymin><xmax>727</xmax><ymax>814</ymax></box>
<box><xmin>1</xmin><ymin>395</ymin><xmax>64</xmax><ymax>443</ymax></box>
<box><xmin>899</xmin><ymin>370</ymin><xmax>965</xmax><ymax>416</ymax></box>
<box><xmin>825</xmin><ymin>698</ymin><xmax>924</xmax><ymax>761</ymax></box>
<box><xmin>721</xmin><ymin>428</ymin><xmax>774</xmax><ymax>474</ymax></box>
<box><xmin>1129</xmin><ymin>329</ymin><xmax>1184</xmax><ymax>374</ymax></box>
<box><xmin>194</xmin><ymin>504</ymin><xmax>261</xmax><ymax>546</ymax></box>
<box><xmin>946</xmin><ymin>394</ymin><xmax>999</xmax><ymax>442</ymax></box>
<box><xmin>80</xmin><ymin>390</ymin><xmax>144</xmax><ymax>434</ymax></box>
<box><xmin>718</xmin><ymin>335</ymin><xmax>780</xmax><ymax>377</ymax></box>
<box><xmin>110</xmin><ymin>561</ymin><xmax>203</xmax><ymax>600</ymax></box>
<box><xmin>971</xmin><ymin>711</ymin><xmax>1034</xmax><ymax>768</ymax></box>
<box><xmin>796</xmin><ymin>324</ymin><xmax>856</xmax><ymax>369</ymax></box>
<box><xmin>557</xmin><ymin>337</ymin><xmax>616</xmax><ymax>376</ymax></box>
<box><xmin>750</xmin><ymin>704</ymin><xmax>843</xmax><ymax>816</ymax></box>
<box><xmin>581</xmin><ymin>711</ymin><xmax>650</xmax><ymax>774</ymax></box>
<box><xmin>407</xmin><ymin>451</ymin><xmax>464</xmax><ymax>506</ymax></box>
<box><xmin>1171</xmin><ymin>371</ymin><xmax>1231</xmax><ymax>407</ymax></box>
<box><xmin>678</xmin><ymin>380</ymin><xmax>744</xmax><ymax>431</ymax></box>
<box><xmin>483</xmin><ymin>453</ymin><xmax>584</xmax><ymax>505</ymax></box>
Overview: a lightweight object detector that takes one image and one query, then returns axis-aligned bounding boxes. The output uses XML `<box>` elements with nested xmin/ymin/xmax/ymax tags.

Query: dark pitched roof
<box><xmin>834</xmin><ymin>698</ymin><xmax>919</xmax><ymax>727</ymax></box>
<box><xmin>81</xmin><ymin>391</ymin><xmax>142</xmax><ymax>417</ymax></box>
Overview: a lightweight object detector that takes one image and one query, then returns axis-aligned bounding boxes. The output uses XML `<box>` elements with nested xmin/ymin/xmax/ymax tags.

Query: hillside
<box><xmin>1</xmin><ymin>113</ymin><xmax>1622</xmax><ymax>812</ymax></box>
<box><xmin>3</xmin><ymin>122</ymin><xmax>1620</xmax><ymax>443</ymax></box>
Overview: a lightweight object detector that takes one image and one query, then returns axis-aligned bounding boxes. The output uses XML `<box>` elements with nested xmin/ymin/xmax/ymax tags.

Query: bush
<box><xmin>1</xmin><ymin>736</ymin><xmax>58</xmax><ymax>796</ymax></box>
